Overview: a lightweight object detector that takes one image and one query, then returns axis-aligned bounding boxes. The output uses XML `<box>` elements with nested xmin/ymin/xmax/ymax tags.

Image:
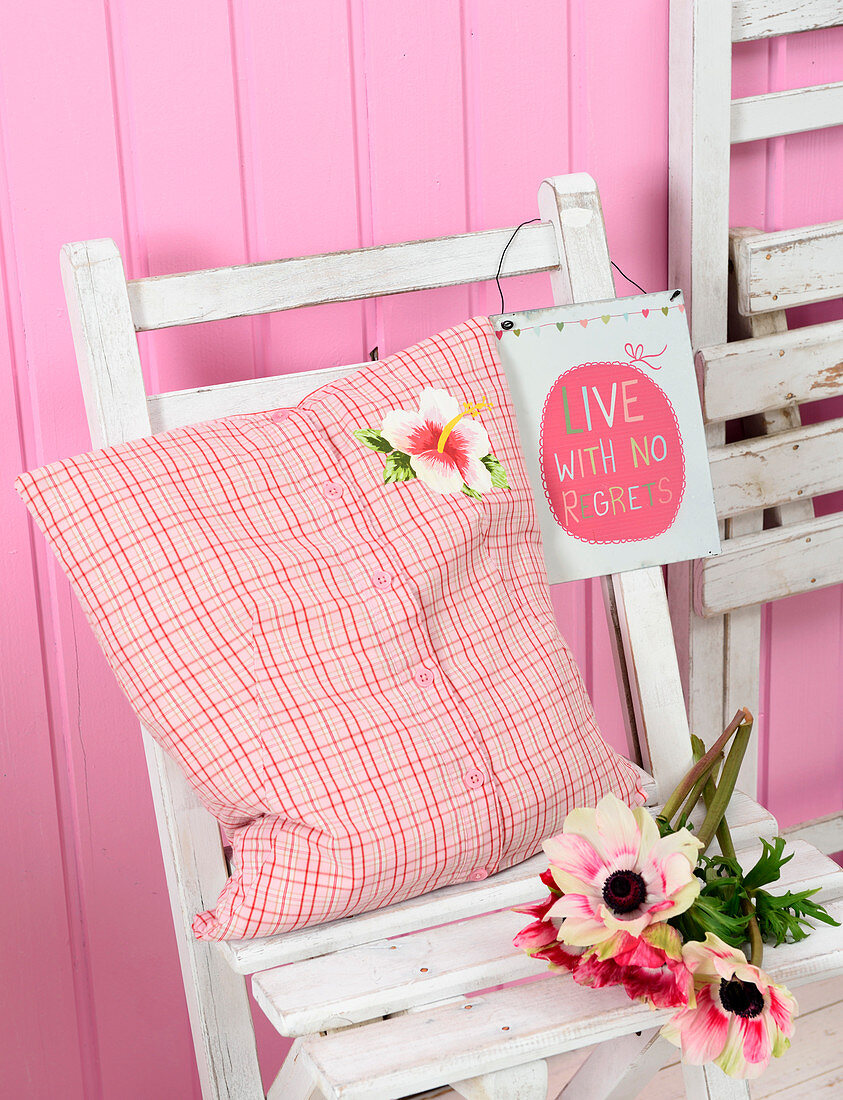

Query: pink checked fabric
<box><xmin>17</xmin><ymin>317</ymin><xmax>642</xmax><ymax>940</ymax></box>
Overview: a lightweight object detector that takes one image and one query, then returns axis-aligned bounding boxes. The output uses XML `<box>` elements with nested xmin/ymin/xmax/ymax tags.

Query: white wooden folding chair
<box><xmin>669</xmin><ymin>0</ymin><xmax>843</xmax><ymax>853</ymax></box>
<box><xmin>60</xmin><ymin>173</ymin><xmax>843</xmax><ymax>1100</ymax></box>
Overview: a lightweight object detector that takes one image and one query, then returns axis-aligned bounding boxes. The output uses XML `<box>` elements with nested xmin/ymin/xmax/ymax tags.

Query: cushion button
<box><xmin>469</xmin><ymin>869</ymin><xmax>489</xmax><ymax>882</ymax></box>
<box><xmin>322</xmin><ymin>481</ymin><xmax>344</xmax><ymax>500</ymax></box>
<box><xmin>464</xmin><ymin>769</ymin><xmax>485</xmax><ymax>789</ymax></box>
<box><xmin>373</xmin><ymin>571</ymin><xmax>393</xmax><ymax>591</ymax></box>
<box><xmin>413</xmin><ymin>665</ymin><xmax>435</xmax><ymax>688</ymax></box>
<box><xmin>270</xmin><ymin>409</ymin><xmax>291</xmax><ymax>423</ymax></box>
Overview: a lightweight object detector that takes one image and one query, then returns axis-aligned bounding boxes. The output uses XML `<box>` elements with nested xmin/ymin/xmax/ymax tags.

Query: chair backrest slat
<box><xmin>698</xmin><ymin>319</ymin><xmax>843</xmax><ymax>421</ymax></box>
<box><xmin>731</xmin><ymin>81</ymin><xmax>843</xmax><ymax>144</ymax></box>
<box><xmin>732</xmin><ymin>220</ymin><xmax>843</xmax><ymax>314</ymax></box>
<box><xmin>710</xmin><ymin>415</ymin><xmax>843</xmax><ymax>519</ymax></box>
<box><xmin>731</xmin><ymin>0</ymin><xmax>843</xmax><ymax>41</ymax></box>
<box><xmin>126</xmin><ymin>222</ymin><xmax>558</xmax><ymax>331</ymax></box>
<box><xmin>147</xmin><ymin>365</ymin><xmax>364</xmax><ymax>434</ymax></box>
<box><xmin>697</xmin><ymin>511</ymin><xmax>843</xmax><ymax>614</ymax></box>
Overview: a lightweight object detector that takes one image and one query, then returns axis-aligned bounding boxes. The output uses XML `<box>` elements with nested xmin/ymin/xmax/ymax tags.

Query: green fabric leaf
<box><xmin>353</xmin><ymin>428</ymin><xmax>393</xmax><ymax>453</ymax></box>
<box><xmin>461</xmin><ymin>485</ymin><xmax>483</xmax><ymax>500</ymax></box>
<box><xmin>480</xmin><ymin>453</ymin><xmax>510</xmax><ymax>489</ymax></box>
<box><xmin>383</xmin><ymin>451</ymin><xmax>416</xmax><ymax>483</ymax></box>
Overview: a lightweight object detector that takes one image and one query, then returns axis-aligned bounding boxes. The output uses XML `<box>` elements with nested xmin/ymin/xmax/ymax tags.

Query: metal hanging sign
<box><xmin>492</xmin><ymin>290</ymin><xmax>720</xmax><ymax>583</ymax></box>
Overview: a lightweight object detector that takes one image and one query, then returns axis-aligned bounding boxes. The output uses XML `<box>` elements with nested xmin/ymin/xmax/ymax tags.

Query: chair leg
<box><xmin>682</xmin><ymin>1062</ymin><xmax>752</xmax><ymax>1099</ymax></box>
<box><xmin>267</xmin><ymin>1038</ymin><xmax>325</xmax><ymax>1100</ymax></box>
<box><xmin>450</xmin><ymin>1059</ymin><xmax>548</xmax><ymax>1099</ymax></box>
<box><xmin>554</xmin><ymin>1028</ymin><xmax>667</xmax><ymax>1099</ymax></box>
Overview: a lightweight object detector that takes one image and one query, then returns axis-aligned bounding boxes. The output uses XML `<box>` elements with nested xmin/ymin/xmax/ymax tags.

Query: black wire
<box><xmin>611</xmin><ymin>260</ymin><xmax>647</xmax><ymax>295</ymax></box>
<box><xmin>496</xmin><ymin>218</ymin><xmax>541</xmax><ymax>314</ymax></box>
<box><xmin>496</xmin><ymin>219</ymin><xmax>648</xmax><ymax>311</ymax></box>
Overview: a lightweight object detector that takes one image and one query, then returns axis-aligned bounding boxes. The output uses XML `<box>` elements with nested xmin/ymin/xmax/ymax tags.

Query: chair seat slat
<box><xmin>219</xmin><ymin>784</ymin><xmax>770</xmax><ymax>977</ymax></box>
<box><xmin>710</xmin><ymin>415</ymin><xmax>843</xmax><ymax>519</ymax></box>
<box><xmin>696</xmin><ymin>512</ymin><xmax>843</xmax><ymax>615</ymax></box>
<box><xmin>253</xmin><ymin>840</ymin><xmax>842</xmax><ymax>1037</ymax></box>
<box><xmin>127</xmin><ymin>222</ymin><xmax>558</xmax><ymax>331</ymax></box>
<box><xmin>698</xmin><ymin>318</ymin><xmax>843</xmax><ymax>422</ymax></box>
<box><xmin>297</xmin><ymin>892</ymin><xmax>843</xmax><ymax>1100</ymax></box>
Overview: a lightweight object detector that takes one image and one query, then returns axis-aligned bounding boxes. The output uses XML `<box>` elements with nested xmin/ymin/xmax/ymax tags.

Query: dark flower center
<box><xmin>719</xmin><ymin>977</ymin><xmax>765</xmax><ymax>1019</ymax></box>
<box><xmin>602</xmin><ymin>870</ymin><xmax>647</xmax><ymax>914</ymax></box>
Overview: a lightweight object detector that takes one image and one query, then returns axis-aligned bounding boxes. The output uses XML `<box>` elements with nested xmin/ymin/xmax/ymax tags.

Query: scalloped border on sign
<box><xmin>538</xmin><ymin>360</ymin><xmax>687</xmax><ymax>546</ymax></box>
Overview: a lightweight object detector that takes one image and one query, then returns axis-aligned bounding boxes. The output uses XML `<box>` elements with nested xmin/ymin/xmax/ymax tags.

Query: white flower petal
<box><xmin>418</xmin><ymin>388</ymin><xmax>460</xmax><ymax>425</ymax></box>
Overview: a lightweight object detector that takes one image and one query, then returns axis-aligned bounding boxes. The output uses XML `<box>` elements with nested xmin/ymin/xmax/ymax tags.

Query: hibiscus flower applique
<box><xmin>353</xmin><ymin>388</ymin><xmax>510</xmax><ymax>500</ymax></box>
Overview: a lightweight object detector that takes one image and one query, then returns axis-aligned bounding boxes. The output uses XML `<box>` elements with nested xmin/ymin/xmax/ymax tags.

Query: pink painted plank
<box><xmin>231</xmin><ymin>0</ymin><xmax>368</xmax><ymax>382</ymax></box>
<box><xmin>0</xmin><ymin>162</ymin><xmax>86</xmax><ymax>1100</ymax></box>
<box><xmin>459</xmin><ymin>0</ymin><xmax>567</xmax><ymax>319</ymax></box>
<box><xmin>0</xmin><ymin>1</ymin><xmax>203</xmax><ymax>1095</ymax></box>
<box><xmin>568</xmin><ymin>0</ymin><xmax>670</xmax><ymax>300</ymax></box>
<box><xmin>362</xmin><ymin>3</ymin><xmax>473</xmax><ymax>355</ymax></box>
<box><xmin>109</xmin><ymin>0</ymin><xmax>254</xmax><ymax>397</ymax></box>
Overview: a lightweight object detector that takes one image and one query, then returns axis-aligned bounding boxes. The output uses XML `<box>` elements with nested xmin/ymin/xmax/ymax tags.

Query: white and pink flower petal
<box><xmin>409</xmin><ymin>451</ymin><xmax>465</xmax><ymax>494</ymax></box>
<box><xmin>448</xmin><ymin>416</ymin><xmax>490</xmax><ymax>457</ymax></box>
<box><xmin>458</xmin><ymin>454</ymin><xmax>493</xmax><ymax>494</ymax></box>
<box><xmin>380</xmin><ymin>409</ymin><xmax>429</xmax><ymax>454</ymax></box>
<box><xmin>662</xmin><ymin>985</ymin><xmax>729</xmax><ymax>1065</ymax></box>
<box><xmin>542</xmin><ymin>833</ymin><xmax>607</xmax><ymax>892</ymax></box>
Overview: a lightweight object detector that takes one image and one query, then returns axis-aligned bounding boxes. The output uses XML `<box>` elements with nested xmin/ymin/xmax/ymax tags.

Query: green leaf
<box><xmin>672</xmin><ymin>893</ymin><xmax>751</xmax><ymax>949</ymax></box>
<box><xmin>742</xmin><ymin>836</ymin><xmax>793</xmax><ymax>891</ymax></box>
<box><xmin>754</xmin><ymin>887</ymin><xmax>841</xmax><ymax>947</ymax></box>
<box><xmin>383</xmin><ymin>451</ymin><xmax>416</xmax><ymax>484</ymax></box>
<box><xmin>480</xmin><ymin>453</ymin><xmax>510</xmax><ymax>489</ymax></box>
<box><xmin>461</xmin><ymin>484</ymin><xmax>483</xmax><ymax>500</ymax></box>
<box><xmin>353</xmin><ymin>428</ymin><xmax>394</xmax><ymax>453</ymax></box>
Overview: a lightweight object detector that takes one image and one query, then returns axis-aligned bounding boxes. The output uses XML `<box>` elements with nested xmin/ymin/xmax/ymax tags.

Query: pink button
<box><xmin>270</xmin><ymin>409</ymin><xmax>291</xmax><ymax>423</ymax></box>
<box><xmin>469</xmin><ymin>869</ymin><xmax>489</xmax><ymax>881</ymax></box>
<box><xmin>464</xmin><ymin>769</ymin><xmax>485</xmax><ymax>789</ymax></box>
<box><xmin>413</xmin><ymin>665</ymin><xmax>435</xmax><ymax>689</ymax></box>
<box><xmin>322</xmin><ymin>481</ymin><xmax>344</xmax><ymax>500</ymax></box>
<box><xmin>372</xmin><ymin>570</ymin><xmax>393</xmax><ymax>591</ymax></box>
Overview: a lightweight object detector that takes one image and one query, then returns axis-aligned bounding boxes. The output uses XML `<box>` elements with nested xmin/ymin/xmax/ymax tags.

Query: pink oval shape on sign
<box><xmin>540</xmin><ymin>361</ymin><xmax>685</xmax><ymax>544</ymax></box>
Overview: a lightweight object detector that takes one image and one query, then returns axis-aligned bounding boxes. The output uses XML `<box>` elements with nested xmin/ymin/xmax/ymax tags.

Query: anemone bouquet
<box><xmin>515</xmin><ymin>709</ymin><xmax>838</xmax><ymax>1080</ymax></box>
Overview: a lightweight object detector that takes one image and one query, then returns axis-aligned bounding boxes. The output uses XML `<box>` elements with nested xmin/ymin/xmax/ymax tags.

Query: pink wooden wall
<box><xmin>2</xmin><ymin>2</ymin><xmax>841</xmax><ymax>1095</ymax></box>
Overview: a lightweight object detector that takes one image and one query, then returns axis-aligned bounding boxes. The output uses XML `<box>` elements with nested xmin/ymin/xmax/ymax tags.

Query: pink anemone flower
<box><xmin>661</xmin><ymin>934</ymin><xmax>797</xmax><ymax>1079</ymax></box>
<box><xmin>575</xmin><ymin>922</ymin><xmax>693</xmax><ymax>1009</ymax></box>
<box><xmin>543</xmin><ymin>793</ymin><xmax>702</xmax><ymax>947</ymax></box>
<box><xmin>515</xmin><ymin>870</ymin><xmax>693</xmax><ymax>1009</ymax></box>
<box><xmin>513</xmin><ymin>869</ymin><xmax>584</xmax><ymax>974</ymax></box>
<box><xmin>380</xmin><ymin>388</ymin><xmax>493</xmax><ymax>495</ymax></box>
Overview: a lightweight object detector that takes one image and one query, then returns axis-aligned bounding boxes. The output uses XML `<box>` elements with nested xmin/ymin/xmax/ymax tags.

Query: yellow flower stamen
<box><xmin>436</xmin><ymin>397</ymin><xmax>493</xmax><ymax>453</ymax></box>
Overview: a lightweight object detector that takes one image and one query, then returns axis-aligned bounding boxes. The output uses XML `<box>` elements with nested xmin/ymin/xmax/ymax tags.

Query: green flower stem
<box><xmin>696</xmin><ymin>716</ymin><xmax>754</xmax><ymax>853</ymax></box>
<box><xmin>676</xmin><ymin>752</ymin><xmax>723</xmax><ymax>831</ymax></box>
<box><xmin>700</xmin><ymin>761</ymin><xmax>765</xmax><ymax>969</ymax></box>
<box><xmin>660</xmin><ymin>708</ymin><xmax>749</xmax><ymax>826</ymax></box>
